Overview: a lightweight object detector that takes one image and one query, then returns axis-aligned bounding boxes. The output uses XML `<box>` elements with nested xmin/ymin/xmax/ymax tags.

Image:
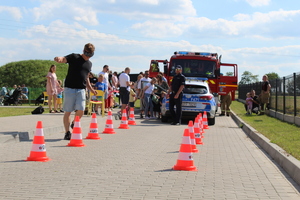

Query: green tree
<box><xmin>265</xmin><ymin>72</ymin><xmax>280</xmax><ymax>80</ymax></box>
<box><xmin>239</xmin><ymin>71</ymin><xmax>259</xmax><ymax>85</ymax></box>
<box><xmin>0</xmin><ymin>60</ymin><xmax>68</xmax><ymax>88</ymax></box>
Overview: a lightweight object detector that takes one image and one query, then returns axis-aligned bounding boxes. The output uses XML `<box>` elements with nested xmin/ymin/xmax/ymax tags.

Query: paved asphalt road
<box><xmin>0</xmin><ymin>111</ymin><xmax>299</xmax><ymax>200</ymax></box>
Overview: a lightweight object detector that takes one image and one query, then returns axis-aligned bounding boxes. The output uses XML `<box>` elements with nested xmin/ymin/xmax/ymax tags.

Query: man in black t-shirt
<box><xmin>54</xmin><ymin>43</ymin><xmax>97</xmax><ymax>140</ymax></box>
<box><xmin>167</xmin><ymin>65</ymin><xmax>185</xmax><ymax>125</ymax></box>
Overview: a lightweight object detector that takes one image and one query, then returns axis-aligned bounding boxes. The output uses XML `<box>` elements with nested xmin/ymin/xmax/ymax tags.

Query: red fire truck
<box><xmin>149</xmin><ymin>51</ymin><xmax>238</xmax><ymax>100</ymax></box>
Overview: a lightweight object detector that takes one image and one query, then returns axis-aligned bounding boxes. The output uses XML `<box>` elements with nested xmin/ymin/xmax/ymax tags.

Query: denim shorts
<box><xmin>63</xmin><ymin>87</ymin><xmax>86</xmax><ymax>112</ymax></box>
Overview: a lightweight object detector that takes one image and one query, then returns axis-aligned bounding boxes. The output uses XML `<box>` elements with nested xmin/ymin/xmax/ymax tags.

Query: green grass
<box><xmin>0</xmin><ymin>104</ymin><xmax>52</xmax><ymax>117</ymax></box>
<box><xmin>231</xmin><ymin>100</ymin><xmax>300</xmax><ymax>160</ymax></box>
<box><xmin>0</xmin><ymin>107</ymin><xmax>36</xmax><ymax>117</ymax></box>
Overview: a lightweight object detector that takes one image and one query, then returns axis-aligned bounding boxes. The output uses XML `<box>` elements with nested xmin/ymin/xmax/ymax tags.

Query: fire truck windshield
<box><xmin>169</xmin><ymin>59</ymin><xmax>217</xmax><ymax>78</ymax></box>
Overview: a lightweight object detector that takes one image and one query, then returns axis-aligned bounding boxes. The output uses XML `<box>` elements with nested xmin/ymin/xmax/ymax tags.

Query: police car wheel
<box><xmin>208</xmin><ymin>117</ymin><xmax>215</xmax><ymax>125</ymax></box>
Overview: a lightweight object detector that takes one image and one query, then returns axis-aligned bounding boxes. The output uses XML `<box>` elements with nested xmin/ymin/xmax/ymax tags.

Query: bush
<box><xmin>0</xmin><ymin>60</ymin><xmax>68</xmax><ymax>88</ymax></box>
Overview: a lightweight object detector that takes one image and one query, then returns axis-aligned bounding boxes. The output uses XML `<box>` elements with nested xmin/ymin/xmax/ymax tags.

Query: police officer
<box><xmin>220</xmin><ymin>91</ymin><xmax>232</xmax><ymax>116</ymax></box>
<box><xmin>167</xmin><ymin>65</ymin><xmax>186</xmax><ymax>125</ymax></box>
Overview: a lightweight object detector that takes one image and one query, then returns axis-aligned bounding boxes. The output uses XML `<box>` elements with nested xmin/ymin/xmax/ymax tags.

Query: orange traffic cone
<box><xmin>188</xmin><ymin>121</ymin><xmax>198</xmax><ymax>153</ymax></box>
<box><xmin>198</xmin><ymin>113</ymin><xmax>205</xmax><ymax>135</ymax></box>
<box><xmin>86</xmin><ymin>113</ymin><xmax>101</xmax><ymax>140</ymax></box>
<box><xmin>26</xmin><ymin>121</ymin><xmax>50</xmax><ymax>162</ymax></box>
<box><xmin>173</xmin><ymin>129</ymin><xmax>197</xmax><ymax>171</ymax></box>
<box><xmin>194</xmin><ymin>117</ymin><xmax>203</xmax><ymax>145</ymax></box>
<box><xmin>102</xmin><ymin>111</ymin><xmax>116</xmax><ymax>134</ymax></box>
<box><xmin>128</xmin><ymin>107</ymin><xmax>136</xmax><ymax>125</ymax></box>
<box><xmin>202</xmin><ymin>111</ymin><xmax>209</xmax><ymax>129</ymax></box>
<box><xmin>119</xmin><ymin>109</ymin><xmax>129</xmax><ymax>129</ymax></box>
<box><xmin>67</xmin><ymin>116</ymin><xmax>85</xmax><ymax>147</ymax></box>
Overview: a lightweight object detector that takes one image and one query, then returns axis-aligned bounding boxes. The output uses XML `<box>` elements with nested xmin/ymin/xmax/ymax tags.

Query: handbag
<box><xmin>31</xmin><ymin>106</ymin><xmax>44</xmax><ymax>114</ymax></box>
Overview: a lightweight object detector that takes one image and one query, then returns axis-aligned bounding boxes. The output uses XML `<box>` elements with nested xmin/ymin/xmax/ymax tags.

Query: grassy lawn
<box><xmin>0</xmin><ymin>103</ymin><xmax>52</xmax><ymax>117</ymax></box>
<box><xmin>231</xmin><ymin>100</ymin><xmax>300</xmax><ymax>160</ymax></box>
<box><xmin>0</xmin><ymin>107</ymin><xmax>36</xmax><ymax>117</ymax></box>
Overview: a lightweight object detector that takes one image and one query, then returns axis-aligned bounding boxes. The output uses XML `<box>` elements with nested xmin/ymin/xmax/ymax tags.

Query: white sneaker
<box><xmin>145</xmin><ymin>117</ymin><xmax>150</xmax><ymax>120</ymax></box>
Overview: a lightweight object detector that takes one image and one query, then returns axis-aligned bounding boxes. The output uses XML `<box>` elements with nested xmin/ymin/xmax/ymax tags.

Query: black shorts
<box><xmin>119</xmin><ymin>87</ymin><xmax>129</xmax><ymax>105</ymax></box>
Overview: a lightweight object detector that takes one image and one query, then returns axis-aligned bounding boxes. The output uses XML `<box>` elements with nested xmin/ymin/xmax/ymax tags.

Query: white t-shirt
<box><xmin>98</xmin><ymin>71</ymin><xmax>109</xmax><ymax>91</ymax></box>
<box><xmin>138</xmin><ymin>77</ymin><xmax>151</xmax><ymax>90</ymax></box>
<box><xmin>119</xmin><ymin>72</ymin><xmax>130</xmax><ymax>91</ymax></box>
<box><xmin>144</xmin><ymin>83</ymin><xmax>155</xmax><ymax>94</ymax></box>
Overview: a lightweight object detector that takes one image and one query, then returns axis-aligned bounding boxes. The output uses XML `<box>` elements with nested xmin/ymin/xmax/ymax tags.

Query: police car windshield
<box><xmin>169</xmin><ymin>59</ymin><xmax>216</xmax><ymax>78</ymax></box>
<box><xmin>183</xmin><ymin>85</ymin><xmax>208</xmax><ymax>94</ymax></box>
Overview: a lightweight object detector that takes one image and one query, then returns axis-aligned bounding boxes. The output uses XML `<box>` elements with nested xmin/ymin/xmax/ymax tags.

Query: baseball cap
<box><xmin>176</xmin><ymin>65</ymin><xmax>182</xmax><ymax>70</ymax></box>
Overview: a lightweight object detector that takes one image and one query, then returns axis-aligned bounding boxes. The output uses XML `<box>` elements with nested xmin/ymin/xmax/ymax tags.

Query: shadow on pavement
<box><xmin>45</xmin><ymin>139</ymin><xmax>63</xmax><ymax>142</ymax></box>
<box><xmin>1</xmin><ymin>160</ymin><xmax>27</xmax><ymax>163</ymax></box>
<box><xmin>155</xmin><ymin>169</ymin><xmax>174</xmax><ymax>172</ymax></box>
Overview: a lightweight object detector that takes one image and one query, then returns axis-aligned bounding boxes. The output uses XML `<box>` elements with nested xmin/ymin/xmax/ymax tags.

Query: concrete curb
<box><xmin>0</xmin><ymin>132</ymin><xmax>19</xmax><ymax>143</ymax></box>
<box><xmin>231</xmin><ymin>111</ymin><xmax>300</xmax><ymax>186</ymax></box>
<box><xmin>0</xmin><ymin>113</ymin><xmax>110</xmax><ymax>143</ymax></box>
<box><xmin>0</xmin><ymin>126</ymin><xmax>66</xmax><ymax>142</ymax></box>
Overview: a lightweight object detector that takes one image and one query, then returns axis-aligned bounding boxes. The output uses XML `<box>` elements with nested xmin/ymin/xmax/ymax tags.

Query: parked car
<box><xmin>161</xmin><ymin>77</ymin><xmax>216</xmax><ymax>125</ymax></box>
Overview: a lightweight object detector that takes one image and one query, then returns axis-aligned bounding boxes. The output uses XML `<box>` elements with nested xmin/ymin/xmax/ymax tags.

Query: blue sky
<box><xmin>0</xmin><ymin>0</ymin><xmax>300</xmax><ymax>81</ymax></box>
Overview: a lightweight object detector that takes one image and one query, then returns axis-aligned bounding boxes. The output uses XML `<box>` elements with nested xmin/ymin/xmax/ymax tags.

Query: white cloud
<box><xmin>245</xmin><ymin>0</ymin><xmax>271</xmax><ymax>7</ymax></box>
<box><xmin>132</xmin><ymin>21</ymin><xmax>184</xmax><ymax>38</ymax></box>
<box><xmin>72</xmin><ymin>6</ymin><xmax>98</xmax><ymax>25</ymax></box>
<box><xmin>110</xmin><ymin>0</ymin><xmax>196</xmax><ymax>18</ymax></box>
<box><xmin>29</xmin><ymin>0</ymin><xmax>195</xmax><ymax>23</ymax></box>
<box><xmin>131</xmin><ymin>9</ymin><xmax>300</xmax><ymax>39</ymax></box>
<box><xmin>31</xmin><ymin>0</ymin><xmax>99</xmax><ymax>25</ymax></box>
<box><xmin>234</xmin><ymin>13</ymin><xmax>251</xmax><ymax>21</ymax></box>
<box><xmin>137</xmin><ymin>0</ymin><xmax>159</xmax><ymax>5</ymax></box>
<box><xmin>0</xmin><ymin>6</ymin><xmax>22</xmax><ymax>20</ymax></box>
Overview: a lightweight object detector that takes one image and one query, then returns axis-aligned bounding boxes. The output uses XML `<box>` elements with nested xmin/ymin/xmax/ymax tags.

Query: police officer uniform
<box><xmin>169</xmin><ymin>65</ymin><xmax>186</xmax><ymax>125</ymax></box>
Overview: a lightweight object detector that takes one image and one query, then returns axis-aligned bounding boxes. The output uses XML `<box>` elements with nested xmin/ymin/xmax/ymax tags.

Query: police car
<box><xmin>161</xmin><ymin>77</ymin><xmax>216</xmax><ymax>125</ymax></box>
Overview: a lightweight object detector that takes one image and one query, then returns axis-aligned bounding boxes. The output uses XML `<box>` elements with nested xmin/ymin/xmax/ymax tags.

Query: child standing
<box><xmin>246</xmin><ymin>92</ymin><xmax>253</xmax><ymax>115</ymax></box>
<box><xmin>129</xmin><ymin>82</ymin><xmax>136</xmax><ymax>109</ymax></box>
<box><xmin>94</xmin><ymin>74</ymin><xmax>107</xmax><ymax>115</ymax></box>
<box><xmin>56</xmin><ymin>80</ymin><xmax>64</xmax><ymax>112</ymax></box>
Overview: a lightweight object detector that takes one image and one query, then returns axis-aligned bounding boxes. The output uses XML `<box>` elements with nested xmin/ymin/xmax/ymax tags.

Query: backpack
<box><xmin>31</xmin><ymin>106</ymin><xmax>44</xmax><ymax>114</ymax></box>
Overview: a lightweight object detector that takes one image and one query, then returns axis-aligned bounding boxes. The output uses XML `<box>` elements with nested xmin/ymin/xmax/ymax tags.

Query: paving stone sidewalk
<box><xmin>0</xmin><ymin>113</ymin><xmax>300</xmax><ymax>200</ymax></box>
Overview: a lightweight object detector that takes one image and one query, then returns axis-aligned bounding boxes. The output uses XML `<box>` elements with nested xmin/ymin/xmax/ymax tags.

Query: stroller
<box><xmin>35</xmin><ymin>93</ymin><xmax>44</xmax><ymax>106</ymax></box>
<box><xmin>3</xmin><ymin>88</ymin><xmax>22</xmax><ymax>106</ymax></box>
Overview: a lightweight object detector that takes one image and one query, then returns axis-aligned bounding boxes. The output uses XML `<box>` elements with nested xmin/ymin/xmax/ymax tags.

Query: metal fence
<box><xmin>238</xmin><ymin>72</ymin><xmax>300</xmax><ymax>117</ymax></box>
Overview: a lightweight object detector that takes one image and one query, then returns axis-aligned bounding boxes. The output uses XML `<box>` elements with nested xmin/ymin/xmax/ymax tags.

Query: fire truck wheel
<box><xmin>208</xmin><ymin>117</ymin><xmax>215</xmax><ymax>126</ymax></box>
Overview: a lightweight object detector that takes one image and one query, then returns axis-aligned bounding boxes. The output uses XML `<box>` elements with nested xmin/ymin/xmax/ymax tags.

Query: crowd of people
<box><xmin>0</xmin><ymin>84</ymin><xmax>29</xmax><ymax>105</ymax></box>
